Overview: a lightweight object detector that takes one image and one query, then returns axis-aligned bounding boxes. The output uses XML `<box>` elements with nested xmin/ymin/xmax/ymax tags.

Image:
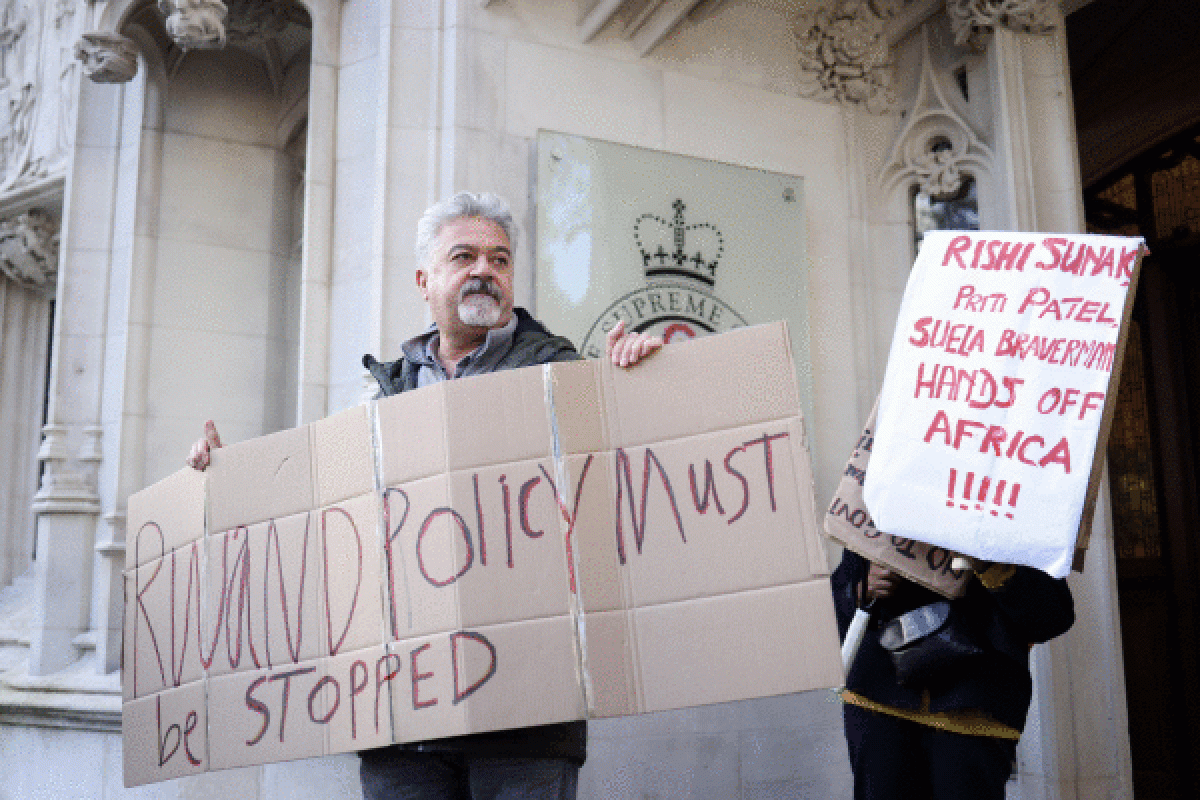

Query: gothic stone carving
<box><xmin>947</xmin><ymin>0</ymin><xmax>1055</xmax><ymax>47</ymax></box>
<box><xmin>75</xmin><ymin>31</ymin><xmax>138</xmax><ymax>83</ymax></box>
<box><xmin>159</xmin><ymin>0</ymin><xmax>228</xmax><ymax>50</ymax></box>
<box><xmin>159</xmin><ymin>1</ymin><xmax>306</xmax><ymax>51</ymax></box>
<box><xmin>0</xmin><ymin>0</ymin><xmax>36</xmax><ymax>185</ymax></box>
<box><xmin>793</xmin><ymin>1</ymin><xmax>908</xmax><ymax>113</ymax></box>
<box><xmin>225</xmin><ymin>0</ymin><xmax>292</xmax><ymax>47</ymax></box>
<box><xmin>880</xmin><ymin>27</ymin><xmax>994</xmax><ymax>208</ymax></box>
<box><xmin>0</xmin><ymin>0</ymin><xmax>85</xmax><ymax>190</ymax></box>
<box><xmin>912</xmin><ymin>136</ymin><xmax>967</xmax><ymax>198</ymax></box>
<box><xmin>0</xmin><ymin>209</ymin><xmax>60</xmax><ymax>294</ymax></box>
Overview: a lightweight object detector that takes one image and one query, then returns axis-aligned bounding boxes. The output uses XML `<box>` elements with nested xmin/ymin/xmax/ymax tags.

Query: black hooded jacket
<box><xmin>832</xmin><ymin>549</ymin><xmax>1074</xmax><ymax>731</ymax></box>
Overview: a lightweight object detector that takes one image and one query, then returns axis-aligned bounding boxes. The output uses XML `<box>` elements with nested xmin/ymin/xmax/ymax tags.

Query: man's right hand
<box><xmin>605</xmin><ymin>320</ymin><xmax>662</xmax><ymax>368</ymax></box>
<box><xmin>186</xmin><ymin>420</ymin><xmax>222</xmax><ymax>471</ymax></box>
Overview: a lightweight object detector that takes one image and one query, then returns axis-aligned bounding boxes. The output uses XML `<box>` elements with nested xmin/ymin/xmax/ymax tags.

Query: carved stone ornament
<box><xmin>74</xmin><ymin>31</ymin><xmax>139</xmax><ymax>83</ymax></box>
<box><xmin>793</xmin><ymin>1</ymin><xmax>904</xmax><ymax>113</ymax></box>
<box><xmin>912</xmin><ymin>136</ymin><xmax>967</xmax><ymax>198</ymax></box>
<box><xmin>159</xmin><ymin>0</ymin><xmax>228</xmax><ymax>50</ymax></box>
<box><xmin>947</xmin><ymin>0</ymin><xmax>1055</xmax><ymax>48</ymax></box>
<box><xmin>54</xmin><ymin>0</ymin><xmax>76</xmax><ymax>30</ymax></box>
<box><xmin>0</xmin><ymin>209</ymin><xmax>60</xmax><ymax>295</ymax></box>
<box><xmin>225</xmin><ymin>0</ymin><xmax>292</xmax><ymax>47</ymax></box>
<box><xmin>880</xmin><ymin>27</ymin><xmax>993</xmax><ymax>205</ymax></box>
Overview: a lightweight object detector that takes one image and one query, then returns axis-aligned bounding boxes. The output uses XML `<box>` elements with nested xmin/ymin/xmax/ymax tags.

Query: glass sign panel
<box><xmin>534</xmin><ymin>131</ymin><xmax>812</xmax><ymax>421</ymax></box>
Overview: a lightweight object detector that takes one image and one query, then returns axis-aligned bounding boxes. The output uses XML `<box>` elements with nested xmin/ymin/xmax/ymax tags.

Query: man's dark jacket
<box><xmin>832</xmin><ymin>549</ymin><xmax>1074</xmax><ymax>731</ymax></box>
<box><xmin>360</xmin><ymin>307</ymin><xmax>586</xmax><ymax>766</ymax></box>
<box><xmin>363</xmin><ymin>307</ymin><xmax>580</xmax><ymax>395</ymax></box>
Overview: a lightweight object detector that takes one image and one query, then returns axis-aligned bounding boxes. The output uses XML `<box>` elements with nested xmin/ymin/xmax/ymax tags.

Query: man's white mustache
<box><xmin>459</xmin><ymin>278</ymin><xmax>503</xmax><ymax>303</ymax></box>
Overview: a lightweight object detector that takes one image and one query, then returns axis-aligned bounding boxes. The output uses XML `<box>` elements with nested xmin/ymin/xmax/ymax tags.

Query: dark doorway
<box><xmin>1085</xmin><ymin>125</ymin><xmax>1200</xmax><ymax>799</ymax></box>
<box><xmin>1070</xmin><ymin>1</ymin><xmax>1200</xmax><ymax>792</ymax></box>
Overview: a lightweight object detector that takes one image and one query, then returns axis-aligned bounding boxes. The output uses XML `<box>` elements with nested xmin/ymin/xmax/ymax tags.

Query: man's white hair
<box><xmin>415</xmin><ymin>192</ymin><xmax>518</xmax><ymax>269</ymax></box>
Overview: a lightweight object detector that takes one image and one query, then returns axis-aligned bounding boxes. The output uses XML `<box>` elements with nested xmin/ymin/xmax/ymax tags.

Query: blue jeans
<box><xmin>359</xmin><ymin>752</ymin><xmax>579</xmax><ymax>800</ymax></box>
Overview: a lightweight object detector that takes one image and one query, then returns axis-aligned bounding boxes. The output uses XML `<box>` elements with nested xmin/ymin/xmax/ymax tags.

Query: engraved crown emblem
<box><xmin>634</xmin><ymin>199</ymin><xmax>724</xmax><ymax>287</ymax></box>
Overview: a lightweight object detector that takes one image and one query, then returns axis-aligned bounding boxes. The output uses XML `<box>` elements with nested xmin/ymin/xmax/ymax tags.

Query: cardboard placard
<box><xmin>122</xmin><ymin>322</ymin><xmax>843</xmax><ymax>787</ymax></box>
<box><xmin>825</xmin><ymin>398</ymin><xmax>970</xmax><ymax>598</ymax></box>
<box><xmin>863</xmin><ymin>231</ymin><xmax>1145</xmax><ymax>577</ymax></box>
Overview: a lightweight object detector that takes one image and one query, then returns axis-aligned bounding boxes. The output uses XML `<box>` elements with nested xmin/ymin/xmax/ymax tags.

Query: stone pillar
<box><xmin>295</xmin><ymin>0</ymin><xmax>341</xmax><ymax>423</ymax></box>
<box><xmin>980</xmin><ymin>6</ymin><xmax>1136</xmax><ymax>799</ymax></box>
<box><xmin>83</xmin><ymin>426</ymin><xmax>126</xmax><ymax>675</ymax></box>
<box><xmin>0</xmin><ymin>283</ymin><xmax>48</xmax><ymax>587</ymax></box>
<box><xmin>27</xmin><ymin>425</ymin><xmax>100</xmax><ymax>675</ymax></box>
<box><xmin>23</xmin><ymin>68</ymin><xmax>121</xmax><ymax>678</ymax></box>
<box><xmin>987</xmin><ymin>26</ymin><xmax>1039</xmax><ymax>230</ymax></box>
<box><xmin>0</xmin><ymin>210</ymin><xmax>60</xmax><ymax>595</ymax></box>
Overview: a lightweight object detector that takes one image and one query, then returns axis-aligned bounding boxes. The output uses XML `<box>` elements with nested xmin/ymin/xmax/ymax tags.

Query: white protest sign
<box><xmin>863</xmin><ymin>231</ymin><xmax>1144</xmax><ymax>577</ymax></box>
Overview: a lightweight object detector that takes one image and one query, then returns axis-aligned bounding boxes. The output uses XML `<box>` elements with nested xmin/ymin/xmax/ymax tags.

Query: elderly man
<box><xmin>188</xmin><ymin>192</ymin><xmax>660</xmax><ymax>799</ymax></box>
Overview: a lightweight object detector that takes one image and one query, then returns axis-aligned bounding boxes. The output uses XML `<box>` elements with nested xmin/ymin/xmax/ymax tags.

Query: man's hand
<box><xmin>186</xmin><ymin>420</ymin><xmax>222</xmax><ymax>471</ymax></box>
<box><xmin>605</xmin><ymin>320</ymin><xmax>663</xmax><ymax>368</ymax></box>
<box><xmin>864</xmin><ymin>562</ymin><xmax>902</xmax><ymax>603</ymax></box>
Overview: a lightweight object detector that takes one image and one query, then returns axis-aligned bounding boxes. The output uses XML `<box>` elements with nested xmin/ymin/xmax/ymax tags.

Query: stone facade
<box><xmin>0</xmin><ymin>1</ymin><xmax>1135</xmax><ymax>797</ymax></box>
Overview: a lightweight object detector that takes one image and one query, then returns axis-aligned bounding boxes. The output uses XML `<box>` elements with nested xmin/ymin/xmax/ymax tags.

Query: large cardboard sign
<box><xmin>122</xmin><ymin>323</ymin><xmax>843</xmax><ymax>787</ymax></box>
<box><xmin>863</xmin><ymin>231</ymin><xmax>1145</xmax><ymax>577</ymax></box>
<box><xmin>825</xmin><ymin>399</ymin><xmax>970</xmax><ymax>598</ymax></box>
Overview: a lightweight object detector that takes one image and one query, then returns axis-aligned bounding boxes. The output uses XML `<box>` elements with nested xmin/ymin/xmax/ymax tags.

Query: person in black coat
<box><xmin>832</xmin><ymin>549</ymin><xmax>1074</xmax><ymax>800</ymax></box>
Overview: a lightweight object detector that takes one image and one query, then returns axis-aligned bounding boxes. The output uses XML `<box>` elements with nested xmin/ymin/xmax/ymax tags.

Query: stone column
<box><xmin>0</xmin><ymin>210</ymin><xmax>57</xmax><ymax>590</ymax></box>
<box><xmin>26</xmin><ymin>425</ymin><xmax>101</xmax><ymax>675</ymax></box>
<box><xmin>24</xmin><ymin>70</ymin><xmax>122</xmax><ymax>677</ymax></box>
<box><xmin>987</xmin><ymin>26</ymin><xmax>1039</xmax><ymax>229</ymax></box>
<box><xmin>979</xmin><ymin>5</ymin><xmax>1136</xmax><ymax>798</ymax></box>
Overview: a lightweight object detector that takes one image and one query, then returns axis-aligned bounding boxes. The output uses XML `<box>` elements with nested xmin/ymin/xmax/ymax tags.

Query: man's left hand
<box><xmin>606</xmin><ymin>320</ymin><xmax>663</xmax><ymax>368</ymax></box>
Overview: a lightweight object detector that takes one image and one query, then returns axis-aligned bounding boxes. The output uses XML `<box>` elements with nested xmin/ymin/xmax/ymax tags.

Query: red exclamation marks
<box><xmin>947</xmin><ymin>470</ymin><xmax>1021</xmax><ymax>519</ymax></box>
<box><xmin>990</xmin><ymin>480</ymin><xmax>1007</xmax><ymax>516</ymax></box>
<box><xmin>975</xmin><ymin>476</ymin><xmax>991</xmax><ymax>511</ymax></box>
<box><xmin>1006</xmin><ymin>483</ymin><xmax>1020</xmax><ymax>519</ymax></box>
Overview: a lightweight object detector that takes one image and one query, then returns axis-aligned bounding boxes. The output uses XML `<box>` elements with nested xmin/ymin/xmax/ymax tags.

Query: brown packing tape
<box><xmin>541</xmin><ymin>363</ymin><xmax>601</xmax><ymax>718</ymax></box>
<box><xmin>547</xmin><ymin>359</ymin><xmax>607</xmax><ymax>455</ymax></box>
<box><xmin>578</xmin><ymin>609</ymin><xmax>638</xmax><ymax>718</ymax></box>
